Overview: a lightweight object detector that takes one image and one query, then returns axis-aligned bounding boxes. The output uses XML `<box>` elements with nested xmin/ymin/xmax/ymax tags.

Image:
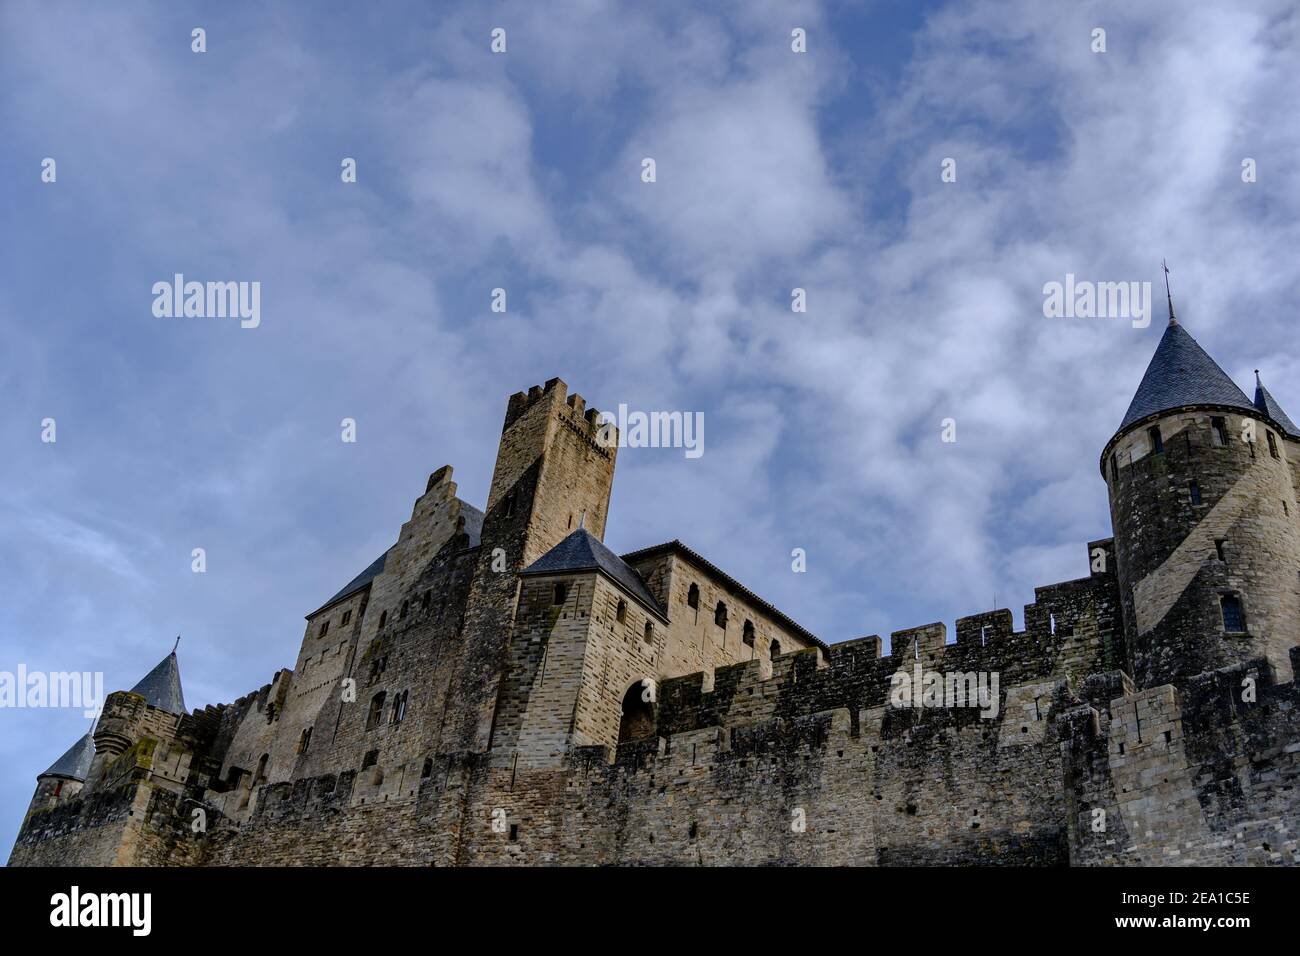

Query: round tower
<box><xmin>24</xmin><ymin>732</ymin><xmax>94</xmax><ymax>817</ymax></box>
<box><xmin>1101</xmin><ymin>317</ymin><xmax>1300</xmax><ymax>687</ymax></box>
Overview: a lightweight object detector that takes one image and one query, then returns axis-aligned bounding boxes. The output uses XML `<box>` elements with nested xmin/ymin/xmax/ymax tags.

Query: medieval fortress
<box><xmin>10</xmin><ymin>313</ymin><xmax>1300</xmax><ymax>866</ymax></box>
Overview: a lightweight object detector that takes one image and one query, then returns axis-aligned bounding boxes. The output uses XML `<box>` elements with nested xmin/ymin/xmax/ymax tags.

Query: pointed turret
<box><xmin>39</xmin><ymin>732</ymin><xmax>95</xmax><ymax>782</ymax></box>
<box><xmin>1116</xmin><ymin>322</ymin><xmax>1255</xmax><ymax>435</ymax></box>
<box><xmin>520</xmin><ymin>527</ymin><xmax>664</xmax><ymax>617</ymax></box>
<box><xmin>129</xmin><ymin>651</ymin><xmax>187</xmax><ymax>715</ymax></box>
<box><xmin>1253</xmin><ymin>371</ymin><xmax>1300</xmax><ymax>438</ymax></box>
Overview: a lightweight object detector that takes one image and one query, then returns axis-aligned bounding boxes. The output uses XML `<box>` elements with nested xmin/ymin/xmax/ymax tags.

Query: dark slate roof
<box><xmin>313</xmin><ymin>549</ymin><xmax>390</xmax><ymax>617</ymax></box>
<box><xmin>130</xmin><ymin>652</ymin><xmax>187</xmax><ymax>715</ymax></box>
<box><xmin>40</xmin><ymin>732</ymin><xmax>95</xmax><ymax>781</ymax></box>
<box><xmin>521</xmin><ymin>528</ymin><xmax>667</xmax><ymax>619</ymax></box>
<box><xmin>1254</xmin><ymin>376</ymin><xmax>1300</xmax><ymax>439</ymax></box>
<box><xmin>1117</xmin><ymin>321</ymin><xmax>1255</xmax><ymax>434</ymax></box>
<box><xmin>620</xmin><ymin>540</ymin><xmax>829</xmax><ymax>652</ymax></box>
<box><xmin>308</xmin><ymin>501</ymin><xmax>486</xmax><ymax>618</ymax></box>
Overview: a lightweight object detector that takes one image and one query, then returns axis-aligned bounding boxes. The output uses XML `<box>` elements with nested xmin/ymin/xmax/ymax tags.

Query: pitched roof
<box><xmin>40</xmin><ymin>732</ymin><xmax>95</xmax><ymax>781</ymax></box>
<box><xmin>308</xmin><ymin>502</ymin><xmax>486</xmax><ymax>619</ymax></box>
<box><xmin>1254</xmin><ymin>374</ymin><xmax>1300</xmax><ymax>439</ymax></box>
<box><xmin>521</xmin><ymin>528</ymin><xmax>667</xmax><ymax>620</ymax></box>
<box><xmin>1117</xmin><ymin>321</ymin><xmax>1255</xmax><ymax>434</ymax></box>
<box><xmin>620</xmin><ymin>540</ymin><xmax>828</xmax><ymax>651</ymax></box>
<box><xmin>130</xmin><ymin>652</ymin><xmax>187</xmax><ymax>715</ymax></box>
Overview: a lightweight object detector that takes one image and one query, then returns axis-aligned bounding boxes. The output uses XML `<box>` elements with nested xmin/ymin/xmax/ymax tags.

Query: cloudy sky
<box><xmin>2</xmin><ymin>0</ymin><xmax>1299</xmax><ymax>854</ymax></box>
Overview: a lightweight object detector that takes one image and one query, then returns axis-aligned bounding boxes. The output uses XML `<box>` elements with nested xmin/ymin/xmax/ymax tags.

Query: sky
<box><xmin>2</xmin><ymin>0</ymin><xmax>1299</xmax><ymax>856</ymax></box>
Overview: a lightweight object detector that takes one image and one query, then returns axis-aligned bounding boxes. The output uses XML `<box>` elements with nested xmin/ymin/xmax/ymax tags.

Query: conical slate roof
<box><xmin>40</xmin><ymin>732</ymin><xmax>95</xmax><ymax>781</ymax></box>
<box><xmin>1117</xmin><ymin>321</ymin><xmax>1255</xmax><ymax>434</ymax></box>
<box><xmin>130</xmin><ymin>652</ymin><xmax>186</xmax><ymax>714</ymax></box>
<box><xmin>1254</xmin><ymin>375</ymin><xmax>1300</xmax><ymax>439</ymax></box>
<box><xmin>521</xmin><ymin>528</ymin><xmax>665</xmax><ymax>618</ymax></box>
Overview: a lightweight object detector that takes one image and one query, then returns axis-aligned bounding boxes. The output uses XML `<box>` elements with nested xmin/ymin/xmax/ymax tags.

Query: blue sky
<box><xmin>3</xmin><ymin>0</ymin><xmax>1299</xmax><ymax>855</ymax></box>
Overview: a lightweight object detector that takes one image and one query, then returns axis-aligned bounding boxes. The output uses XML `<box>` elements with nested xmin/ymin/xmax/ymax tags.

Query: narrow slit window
<box><xmin>1211</xmin><ymin>417</ymin><xmax>1227</xmax><ymax>446</ymax></box>
<box><xmin>1215</xmin><ymin>539</ymin><xmax>1226</xmax><ymax>562</ymax></box>
<box><xmin>1267</xmin><ymin>431</ymin><xmax>1280</xmax><ymax>459</ymax></box>
<box><xmin>553</xmin><ymin>582</ymin><xmax>567</xmax><ymax>605</ymax></box>
<box><xmin>1220</xmin><ymin>594</ymin><xmax>1245</xmax><ymax>633</ymax></box>
<box><xmin>1147</xmin><ymin>425</ymin><xmax>1163</xmax><ymax>455</ymax></box>
<box><xmin>1188</xmin><ymin>481</ymin><xmax>1202</xmax><ymax>506</ymax></box>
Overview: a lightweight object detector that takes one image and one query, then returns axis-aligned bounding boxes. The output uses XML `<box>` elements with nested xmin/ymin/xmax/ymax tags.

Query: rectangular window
<box><xmin>1220</xmin><ymin>595</ymin><xmax>1245</xmax><ymax>633</ymax></box>
<box><xmin>1215</xmin><ymin>539</ymin><xmax>1226</xmax><ymax>562</ymax></box>
<box><xmin>1147</xmin><ymin>425</ymin><xmax>1163</xmax><ymax>455</ymax></box>
<box><xmin>1110</xmin><ymin>454</ymin><xmax>1119</xmax><ymax>482</ymax></box>
<box><xmin>341</xmin><ymin>609</ymin><xmax>351</xmax><ymax>626</ymax></box>
<box><xmin>1211</xmin><ymin>417</ymin><xmax>1227</xmax><ymax>446</ymax></box>
<box><xmin>1267</xmin><ymin>431</ymin><xmax>1280</xmax><ymax>459</ymax></box>
<box><xmin>319</xmin><ymin>619</ymin><xmax>329</xmax><ymax>638</ymax></box>
<box><xmin>1189</xmin><ymin>481</ymin><xmax>1202</xmax><ymax>506</ymax></box>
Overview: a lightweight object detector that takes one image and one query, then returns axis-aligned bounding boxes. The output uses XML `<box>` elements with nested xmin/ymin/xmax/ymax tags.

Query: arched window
<box><xmin>553</xmin><ymin>582</ymin><xmax>567</xmax><ymax>605</ymax></box>
<box><xmin>1220</xmin><ymin>594</ymin><xmax>1246</xmax><ymax>633</ymax></box>
<box><xmin>298</xmin><ymin>727</ymin><xmax>312</xmax><ymax>754</ymax></box>
<box><xmin>687</xmin><ymin>583</ymin><xmax>699</xmax><ymax>609</ymax></box>
<box><xmin>421</xmin><ymin>758</ymin><xmax>433</xmax><ymax>778</ymax></box>
<box><xmin>366</xmin><ymin>692</ymin><xmax>386</xmax><ymax>730</ymax></box>
<box><xmin>378</xmin><ymin>610</ymin><xmax>388</xmax><ymax>628</ymax></box>
<box><xmin>391</xmin><ymin>690</ymin><xmax>408</xmax><ymax>724</ymax></box>
<box><xmin>618</xmin><ymin>681</ymin><xmax>655</xmax><ymax>743</ymax></box>
<box><xmin>714</xmin><ymin>602</ymin><xmax>728</xmax><ymax>628</ymax></box>
<box><xmin>616</xmin><ymin>599</ymin><xmax>627</xmax><ymax>623</ymax></box>
<box><xmin>644</xmin><ymin>621</ymin><xmax>654</xmax><ymax>644</ymax></box>
<box><xmin>769</xmin><ymin>639</ymin><xmax>781</xmax><ymax>658</ymax></box>
<box><xmin>254</xmin><ymin>753</ymin><xmax>269</xmax><ymax>785</ymax></box>
<box><xmin>1147</xmin><ymin>425</ymin><xmax>1163</xmax><ymax>455</ymax></box>
<box><xmin>742</xmin><ymin>620</ymin><xmax>755</xmax><ymax>647</ymax></box>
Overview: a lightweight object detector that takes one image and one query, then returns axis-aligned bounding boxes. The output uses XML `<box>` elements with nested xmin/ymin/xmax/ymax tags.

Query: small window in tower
<box><xmin>379</xmin><ymin>610</ymin><xmax>388</xmax><ymax>629</ymax></box>
<box><xmin>391</xmin><ymin>691</ymin><xmax>408</xmax><ymax>725</ymax></box>
<box><xmin>743</xmin><ymin>620</ymin><xmax>755</xmax><ymax>647</ymax></box>
<box><xmin>616</xmin><ymin>599</ymin><xmax>627</xmax><ymax>623</ymax></box>
<box><xmin>1284</xmin><ymin>500</ymin><xmax>1290</xmax><ymax>517</ymax></box>
<box><xmin>1212</xmin><ymin>417</ymin><xmax>1228</xmax><ymax>446</ymax></box>
<box><xmin>421</xmin><ymin>757</ymin><xmax>433</xmax><ymax>778</ymax></box>
<box><xmin>769</xmin><ymin>639</ymin><xmax>781</xmax><ymax>657</ymax></box>
<box><xmin>366</xmin><ymin>693</ymin><xmax>386</xmax><ymax>729</ymax></box>
<box><xmin>714</xmin><ymin>602</ymin><xmax>728</xmax><ymax>628</ymax></box>
<box><xmin>400</xmin><ymin>600</ymin><xmax>409</xmax><ymax>620</ymax></box>
<box><xmin>298</xmin><ymin>727</ymin><xmax>312</xmax><ymax>754</ymax></box>
<box><xmin>362</xmin><ymin>749</ymin><xmax>378</xmax><ymax>770</ymax></box>
<box><xmin>509</xmin><ymin>823</ymin><xmax>520</xmax><ymax>842</ymax></box>
<box><xmin>1220</xmin><ymin>594</ymin><xmax>1246</xmax><ymax>633</ymax></box>
<box><xmin>553</xmin><ymin>582</ymin><xmax>567</xmax><ymax>605</ymax></box>
<box><xmin>687</xmin><ymin>584</ymin><xmax>699</xmax><ymax>609</ymax></box>
<box><xmin>503</xmin><ymin>493</ymin><xmax>516</xmax><ymax>518</ymax></box>
<box><xmin>1110</xmin><ymin>454</ymin><xmax>1118</xmax><ymax>482</ymax></box>
<box><xmin>341</xmin><ymin>609</ymin><xmax>352</xmax><ymax>626</ymax></box>
<box><xmin>1188</xmin><ymin>481</ymin><xmax>1202</xmax><ymax>506</ymax></box>
<box><xmin>1267</xmin><ymin>431</ymin><xmax>1279</xmax><ymax>459</ymax></box>
<box><xmin>319</xmin><ymin>619</ymin><xmax>330</xmax><ymax>638</ymax></box>
<box><xmin>643</xmin><ymin>621</ymin><xmax>654</xmax><ymax>644</ymax></box>
<box><xmin>1215</xmin><ymin>539</ymin><xmax>1227</xmax><ymax>562</ymax></box>
<box><xmin>1147</xmin><ymin>425</ymin><xmax>1163</xmax><ymax>455</ymax></box>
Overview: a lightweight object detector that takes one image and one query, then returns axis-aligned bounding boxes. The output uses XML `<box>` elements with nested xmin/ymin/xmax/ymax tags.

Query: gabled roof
<box><xmin>620</xmin><ymin>540</ymin><xmax>828</xmax><ymax>651</ymax></box>
<box><xmin>521</xmin><ymin>528</ymin><xmax>667</xmax><ymax>620</ymax></box>
<box><xmin>130</xmin><ymin>652</ymin><xmax>187</xmax><ymax>715</ymax></box>
<box><xmin>40</xmin><ymin>732</ymin><xmax>95</xmax><ymax>781</ymax></box>
<box><xmin>1116</xmin><ymin>321</ymin><xmax>1255</xmax><ymax>434</ymax></box>
<box><xmin>312</xmin><ymin>549</ymin><xmax>390</xmax><ymax>617</ymax></box>
<box><xmin>307</xmin><ymin>502</ymin><xmax>486</xmax><ymax>619</ymax></box>
<box><xmin>1254</xmin><ymin>374</ymin><xmax>1300</xmax><ymax>439</ymax></box>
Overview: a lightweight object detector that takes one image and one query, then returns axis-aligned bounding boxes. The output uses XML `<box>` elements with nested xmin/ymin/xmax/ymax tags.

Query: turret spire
<box><xmin>1162</xmin><ymin>259</ymin><xmax>1177</xmax><ymax>326</ymax></box>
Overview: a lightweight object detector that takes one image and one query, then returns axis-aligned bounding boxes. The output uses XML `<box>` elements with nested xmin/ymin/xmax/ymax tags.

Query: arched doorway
<box><xmin>618</xmin><ymin>680</ymin><xmax>656</xmax><ymax>742</ymax></box>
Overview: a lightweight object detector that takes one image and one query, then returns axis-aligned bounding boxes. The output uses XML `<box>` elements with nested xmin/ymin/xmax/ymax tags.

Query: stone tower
<box><xmin>23</xmin><ymin>732</ymin><xmax>94</xmax><ymax>820</ymax></box>
<box><xmin>439</xmin><ymin>377</ymin><xmax>619</xmax><ymax>753</ymax></box>
<box><xmin>1101</xmin><ymin>314</ymin><xmax>1300</xmax><ymax>686</ymax></box>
